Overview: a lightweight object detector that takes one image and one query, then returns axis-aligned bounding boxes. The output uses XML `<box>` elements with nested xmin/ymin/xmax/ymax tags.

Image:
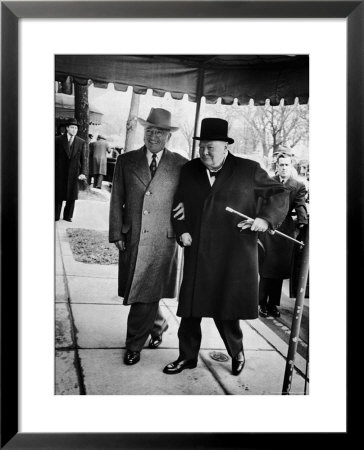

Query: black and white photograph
<box><xmin>55</xmin><ymin>54</ymin><xmax>310</xmax><ymax>396</ymax></box>
<box><xmin>2</xmin><ymin>0</ymin><xmax>355</xmax><ymax>444</ymax></box>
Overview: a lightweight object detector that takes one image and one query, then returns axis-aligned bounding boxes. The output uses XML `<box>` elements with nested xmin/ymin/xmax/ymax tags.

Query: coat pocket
<box><xmin>121</xmin><ymin>223</ymin><xmax>131</xmax><ymax>234</ymax></box>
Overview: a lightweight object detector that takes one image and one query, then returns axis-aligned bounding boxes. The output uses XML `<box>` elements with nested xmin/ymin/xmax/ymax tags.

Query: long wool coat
<box><xmin>109</xmin><ymin>147</ymin><xmax>188</xmax><ymax>304</ymax></box>
<box><xmin>259</xmin><ymin>175</ymin><xmax>308</xmax><ymax>279</ymax></box>
<box><xmin>89</xmin><ymin>140</ymin><xmax>111</xmax><ymax>176</ymax></box>
<box><xmin>55</xmin><ymin>134</ymin><xmax>87</xmax><ymax>201</ymax></box>
<box><xmin>172</xmin><ymin>153</ymin><xmax>289</xmax><ymax>320</ymax></box>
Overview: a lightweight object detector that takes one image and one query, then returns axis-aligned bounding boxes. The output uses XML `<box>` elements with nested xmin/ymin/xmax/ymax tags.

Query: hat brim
<box><xmin>193</xmin><ymin>136</ymin><xmax>234</xmax><ymax>144</ymax></box>
<box><xmin>138</xmin><ymin>118</ymin><xmax>179</xmax><ymax>132</ymax></box>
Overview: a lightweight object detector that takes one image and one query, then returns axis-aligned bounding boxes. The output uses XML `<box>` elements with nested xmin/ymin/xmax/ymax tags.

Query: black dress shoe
<box><xmin>232</xmin><ymin>352</ymin><xmax>245</xmax><ymax>376</ymax></box>
<box><xmin>148</xmin><ymin>324</ymin><xmax>169</xmax><ymax>349</ymax></box>
<box><xmin>124</xmin><ymin>350</ymin><xmax>140</xmax><ymax>365</ymax></box>
<box><xmin>259</xmin><ymin>305</ymin><xmax>269</xmax><ymax>318</ymax></box>
<box><xmin>163</xmin><ymin>358</ymin><xmax>197</xmax><ymax>374</ymax></box>
<box><xmin>63</xmin><ymin>218</ymin><xmax>72</xmax><ymax>222</ymax></box>
<box><xmin>149</xmin><ymin>336</ymin><xmax>162</xmax><ymax>349</ymax></box>
<box><xmin>268</xmin><ymin>306</ymin><xmax>281</xmax><ymax>317</ymax></box>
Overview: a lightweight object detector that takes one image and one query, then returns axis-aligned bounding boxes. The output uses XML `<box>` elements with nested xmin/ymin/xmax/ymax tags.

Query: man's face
<box><xmin>277</xmin><ymin>157</ymin><xmax>292</xmax><ymax>179</ymax></box>
<box><xmin>144</xmin><ymin>126</ymin><xmax>171</xmax><ymax>153</ymax></box>
<box><xmin>199</xmin><ymin>140</ymin><xmax>228</xmax><ymax>170</ymax></box>
<box><xmin>67</xmin><ymin>125</ymin><xmax>78</xmax><ymax>137</ymax></box>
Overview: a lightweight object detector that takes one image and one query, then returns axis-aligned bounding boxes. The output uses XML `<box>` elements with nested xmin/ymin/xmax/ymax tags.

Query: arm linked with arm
<box><xmin>171</xmin><ymin>167</ymin><xmax>189</xmax><ymax>246</ymax></box>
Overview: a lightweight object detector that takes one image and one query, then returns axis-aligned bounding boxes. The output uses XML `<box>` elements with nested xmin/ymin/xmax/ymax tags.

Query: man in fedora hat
<box><xmin>109</xmin><ymin>108</ymin><xmax>188</xmax><ymax>366</ymax></box>
<box><xmin>55</xmin><ymin>117</ymin><xmax>87</xmax><ymax>221</ymax></box>
<box><xmin>163</xmin><ymin>118</ymin><xmax>289</xmax><ymax>376</ymax></box>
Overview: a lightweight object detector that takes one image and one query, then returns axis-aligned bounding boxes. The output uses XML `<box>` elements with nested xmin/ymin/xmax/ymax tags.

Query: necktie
<box><xmin>150</xmin><ymin>153</ymin><xmax>157</xmax><ymax>178</ymax></box>
<box><xmin>209</xmin><ymin>170</ymin><xmax>219</xmax><ymax>178</ymax></box>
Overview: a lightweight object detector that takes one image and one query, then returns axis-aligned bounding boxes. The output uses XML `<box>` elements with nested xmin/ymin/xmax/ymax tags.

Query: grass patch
<box><xmin>66</xmin><ymin>228</ymin><xmax>118</xmax><ymax>265</ymax></box>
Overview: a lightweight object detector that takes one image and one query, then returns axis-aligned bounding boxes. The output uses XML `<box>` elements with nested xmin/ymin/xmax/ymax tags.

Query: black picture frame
<box><xmin>1</xmin><ymin>1</ymin><xmax>358</xmax><ymax>448</ymax></box>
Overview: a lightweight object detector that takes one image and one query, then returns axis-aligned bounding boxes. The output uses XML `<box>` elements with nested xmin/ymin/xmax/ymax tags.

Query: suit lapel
<box><xmin>130</xmin><ymin>147</ymin><xmax>151</xmax><ymax>187</ymax></box>
<box><xmin>149</xmin><ymin>148</ymin><xmax>175</xmax><ymax>186</ymax></box>
<box><xmin>192</xmin><ymin>159</ymin><xmax>211</xmax><ymax>192</ymax></box>
<box><xmin>62</xmin><ymin>134</ymin><xmax>71</xmax><ymax>158</ymax></box>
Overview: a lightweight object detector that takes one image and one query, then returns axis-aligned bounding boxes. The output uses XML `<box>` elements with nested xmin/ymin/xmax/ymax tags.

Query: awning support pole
<box><xmin>74</xmin><ymin>82</ymin><xmax>90</xmax><ymax>181</ymax></box>
<box><xmin>282</xmin><ymin>227</ymin><xmax>310</xmax><ymax>394</ymax></box>
<box><xmin>191</xmin><ymin>68</ymin><xmax>205</xmax><ymax>159</ymax></box>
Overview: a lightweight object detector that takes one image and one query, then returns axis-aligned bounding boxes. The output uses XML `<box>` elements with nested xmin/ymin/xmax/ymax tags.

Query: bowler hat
<box><xmin>193</xmin><ymin>118</ymin><xmax>234</xmax><ymax>144</ymax></box>
<box><xmin>66</xmin><ymin>117</ymin><xmax>78</xmax><ymax>127</ymax></box>
<box><xmin>138</xmin><ymin>108</ymin><xmax>179</xmax><ymax>132</ymax></box>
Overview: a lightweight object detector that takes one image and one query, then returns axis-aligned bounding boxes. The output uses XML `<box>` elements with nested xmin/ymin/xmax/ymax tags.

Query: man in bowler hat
<box><xmin>109</xmin><ymin>108</ymin><xmax>187</xmax><ymax>366</ymax></box>
<box><xmin>55</xmin><ymin>118</ymin><xmax>87</xmax><ymax>221</ymax></box>
<box><xmin>163</xmin><ymin>118</ymin><xmax>289</xmax><ymax>376</ymax></box>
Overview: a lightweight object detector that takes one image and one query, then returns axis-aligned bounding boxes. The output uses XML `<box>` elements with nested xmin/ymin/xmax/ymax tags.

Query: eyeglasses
<box><xmin>145</xmin><ymin>128</ymin><xmax>167</xmax><ymax>137</ymax></box>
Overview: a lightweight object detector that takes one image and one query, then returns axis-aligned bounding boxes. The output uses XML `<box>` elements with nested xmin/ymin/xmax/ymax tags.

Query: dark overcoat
<box><xmin>55</xmin><ymin>134</ymin><xmax>87</xmax><ymax>201</ymax></box>
<box><xmin>90</xmin><ymin>140</ymin><xmax>111</xmax><ymax>175</ymax></box>
<box><xmin>109</xmin><ymin>147</ymin><xmax>188</xmax><ymax>304</ymax></box>
<box><xmin>173</xmin><ymin>153</ymin><xmax>289</xmax><ymax>320</ymax></box>
<box><xmin>259</xmin><ymin>175</ymin><xmax>308</xmax><ymax>279</ymax></box>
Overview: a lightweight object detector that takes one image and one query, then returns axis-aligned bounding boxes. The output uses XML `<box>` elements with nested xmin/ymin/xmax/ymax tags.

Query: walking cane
<box><xmin>225</xmin><ymin>207</ymin><xmax>305</xmax><ymax>247</ymax></box>
<box><xmin>225</xmin><ymin>206</ymin><xmax>309</xmax><ymax>394</ymax></box>
<box><xmin>282</xmin><ymin>226</ymin><xmax>309</xmax><ymax>394</ymax></box>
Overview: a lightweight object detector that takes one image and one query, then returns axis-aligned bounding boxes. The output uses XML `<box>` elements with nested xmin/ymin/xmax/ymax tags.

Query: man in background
<box><xmin>55</xmin><ymin>117</ymin><xmax>87</xmax><ymax>222</ymax></box>
<box><xmin>258</xmin><ymin>151</ymin><xmax>308</xmax><ymax>318</ymax></box>
<box><xmin>90</xmin><ymin>134</ymin><xmax>111</xmax><ymax>189</ymax></box>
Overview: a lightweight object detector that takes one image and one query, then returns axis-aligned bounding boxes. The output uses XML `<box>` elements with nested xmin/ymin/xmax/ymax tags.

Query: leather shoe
<box><xmin>232</xmin><ymin>351</ymin><xmax>245</xmax><ymax>376</ymax></box>
<box><xmin>163</xmin><ymin>358</ymin><xmax>197</xmax><ymax>374</ymax></box>
<box><xmin>63</xmin><ymin>218</ymin><xmax>72</xmax><ymax>222</ymax></box>
<box><xmin>148</xmin><ymin>324</ymin><xmax>169</xmax><ymax>349</ymax></box>
<box><xmin>259</xmin><ymin>305</ymin><xmax>269</xmax><ymax>318</ymax></box>
<box><xmin>268</xmin><ymin>306</ymin><xmax>281</xmax><ymax>317</ymax></box>
<box><xmin>124</xmin><ymin>350</ymin><xmax>140</xmax><ymax>365</ymax></box>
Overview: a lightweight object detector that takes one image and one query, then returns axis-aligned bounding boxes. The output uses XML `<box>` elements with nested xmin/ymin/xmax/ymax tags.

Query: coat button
<box><xmin>143</xmin><ymin>210</ymin><xmax>149</xmax><ymax>215</ymax></box>
<box><xmin>146</xmin><ymin>191</ymin><xmax>151</xmax><ymax>196</ymax></box>
<box><xmin>143</xmin><ymin>229</ymin><xmax>148</xmax><ymax>233</ymax></box>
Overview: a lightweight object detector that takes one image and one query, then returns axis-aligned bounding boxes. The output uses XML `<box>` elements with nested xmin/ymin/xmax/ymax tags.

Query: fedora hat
<box><xmin>193</xmin><ymin>118</ymin><xmax>234</xmax><ymax>144</ymax></box>
<box><xmin>65</xmin><ymin>117</ymin><xmax>78</xmax><ymax>127</ymax></box>
<box><xmin>138</xmin><ymin>108</ymin><xmax>179</xmax><ymax>132</ymax></box>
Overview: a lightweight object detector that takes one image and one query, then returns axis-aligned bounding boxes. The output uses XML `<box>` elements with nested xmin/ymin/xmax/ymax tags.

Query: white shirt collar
<box><xmin>146</xmin><ymin>149</ymin><xmax>164</xmax><ymax>166</ymax></box>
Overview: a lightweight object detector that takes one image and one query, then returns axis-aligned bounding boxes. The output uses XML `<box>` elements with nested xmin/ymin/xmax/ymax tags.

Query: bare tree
<box><xmin>179</xmin><ymin>120</ymin><xmax>194</xmax><ymax>156</ymax></box>
<box><xmin>239</xmin><ymin>100</ymin><xmax>309</xmax><ymax>158</ymax></box>
<box><xmin>124</xmin><ymin>92</ymin><xmax>140</xmax><ymax>152</ymax></box>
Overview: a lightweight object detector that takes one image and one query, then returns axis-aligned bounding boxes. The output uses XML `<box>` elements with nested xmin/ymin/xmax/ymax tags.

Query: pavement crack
<box><xmin>57</xmin><ymin>225</ymin><xmax>87</xmax><ymax>395</ymax></box>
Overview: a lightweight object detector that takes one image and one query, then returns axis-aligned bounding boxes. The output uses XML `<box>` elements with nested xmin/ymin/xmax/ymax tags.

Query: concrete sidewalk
<box><xmin>55</xmin><ymin>193</ymin><xmax>308</xmax><ymax>395</ymax></box>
